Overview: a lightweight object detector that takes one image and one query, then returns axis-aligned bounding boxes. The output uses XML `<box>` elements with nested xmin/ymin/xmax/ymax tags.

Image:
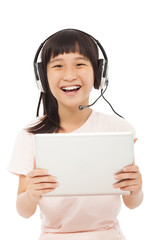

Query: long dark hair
<box><xmin>27</xmin><ymin>29</ymin><xmax>100</xmax><ymax>134</ymax></box>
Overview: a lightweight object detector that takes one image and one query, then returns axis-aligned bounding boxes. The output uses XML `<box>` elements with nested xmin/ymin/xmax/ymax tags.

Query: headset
<box><xmin>33</xmin><ymin>28</ymin><xmax>124</xmax><ymax>118</ymax></box>
<box><xmin>33</xmin><ymin>28</ymin><xmax>109</xmax><ymax>93</ymax></box>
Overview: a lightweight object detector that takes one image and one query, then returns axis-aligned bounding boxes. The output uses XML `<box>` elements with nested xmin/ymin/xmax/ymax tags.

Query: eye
<box><xmin>76</xmin><ymin>63</ymin><xmax>85</xmax><ymax>67</ymax></box>
<box><xmin>52</xmin><ymin>65</ymin><xmax>63</xmax><ymax>68</ymax></box>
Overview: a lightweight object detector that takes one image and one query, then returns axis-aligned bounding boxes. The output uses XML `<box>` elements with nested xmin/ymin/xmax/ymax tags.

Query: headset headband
<box><xmin>34</xmin><ymin>28</ymin><xmax>108</xmax><ymax>63</ymax></box>
<box><xmin>34</xmin><ymin>29</ymin><xmax>124</xmax><ymax>119</ymax></box>
<box><xmin>34</xmin><ymin>28</ymin><xmax>108</xmax><ymax>92</ymax></box>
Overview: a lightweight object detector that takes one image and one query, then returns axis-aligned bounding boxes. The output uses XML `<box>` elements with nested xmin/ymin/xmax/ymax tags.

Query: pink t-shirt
<box><xmin>8</xmin><ymin>110</ymin><xmax>137</xmax><ymax>240</ymax></box>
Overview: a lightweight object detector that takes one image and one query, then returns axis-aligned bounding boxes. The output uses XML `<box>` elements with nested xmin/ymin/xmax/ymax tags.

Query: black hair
<box><xmin>26</xmin><ymin>29</ymin><xmax>100</xmax><ymax>134</ymax></box>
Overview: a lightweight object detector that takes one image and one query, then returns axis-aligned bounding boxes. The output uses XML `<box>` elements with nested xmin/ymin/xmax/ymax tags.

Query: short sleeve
<box><xmin>111</xmin><ymin>115</ymin><xmax>137</xmax><ymax>140</ymax></box>
<box><xmin>8</xmin><ymin>130</ymin><xmax>35</xmax><ymax>176</ymax></box>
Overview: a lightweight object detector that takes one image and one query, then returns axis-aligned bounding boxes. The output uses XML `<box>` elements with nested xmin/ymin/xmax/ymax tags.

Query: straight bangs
<box><xmin>41</xmin><ymin>29</ymin><xmax>99</xmax><ymax>69</ymax></box>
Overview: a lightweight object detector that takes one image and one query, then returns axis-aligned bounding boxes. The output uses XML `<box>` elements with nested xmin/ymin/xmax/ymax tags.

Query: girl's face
<box><xmin>47</xmin><ymin>52</ymin><xmax>94</xmax><ymax>110</ymax></box>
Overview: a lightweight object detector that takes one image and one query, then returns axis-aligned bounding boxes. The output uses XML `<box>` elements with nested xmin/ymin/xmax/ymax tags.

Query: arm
<box><xmin>114</xmin><ymin>164</ymin><xmax>143</xmax><ymax>209</ymax></box>
<box><xmin>16</xmin><ymin>169</ymin><xmax>59</xmax><ymax>218</ymax></box>
<box><xmin>122</xmin><ymin>188</ymin><xmax>143</xmax><ymax>209</ymax></box>
<box><xmin>113</xmin><ymin>140</ymin><xmax>143</xmax><ymax>209</ymax></box>
<box><xmin>16</xmin><ymin>174</ymin><xmax>40</xmax><ymax>218</ymax></box>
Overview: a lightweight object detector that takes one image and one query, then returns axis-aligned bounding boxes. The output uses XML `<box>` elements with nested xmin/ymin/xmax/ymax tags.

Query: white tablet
<box><xmin>34</xmin><ymin>132</ymin><xmax>134</xmax><ymax>197</ymax></box>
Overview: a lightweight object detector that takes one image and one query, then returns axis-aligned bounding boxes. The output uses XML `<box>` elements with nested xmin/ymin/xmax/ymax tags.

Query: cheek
<box><xmin>85</xmin><ymin>69</ymin><xmax>94</xmax><ymax>89</ymax></box>
<box><xmin>81</xmin><ymin>67</ymin><xmax>94</xmax><ymax>82</ymax></box>
<box><xmin>47</xmin><ymin>71</ymin><xmax>58</xmax><ymax>93</ymax></box>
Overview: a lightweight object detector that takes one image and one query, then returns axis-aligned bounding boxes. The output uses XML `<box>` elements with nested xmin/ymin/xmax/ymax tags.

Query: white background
<box><xmin>1</xmin><ymin>0</ymin><xmax>160</xmax><ymax>239</ymax></box>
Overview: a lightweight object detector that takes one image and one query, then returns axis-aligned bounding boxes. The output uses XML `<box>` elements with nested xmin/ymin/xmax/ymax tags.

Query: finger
<box><xmin>123</xmin><ymin>165</ymin><xmax>139</xmax><ymax>173</ymax></box>
<box><xmin>34</xmin><ymin>182</ymin><xmax>59</xmax><ymax>191</ymax></box>
<box><xmin>114</xmin><ymin>172</ymin><xmax>138</xmax><ymax>181</ymax></box>
<box><xmin>34</xmin><ymin>175</ymin><xmax>57</xmax><ymax>184</ymax></box>
<box><xmin>120</xmin><ymin>185</ymin><xmax>140</xmax><ymax>192</ymax></box>
<box><xmin>113</xmin><ymin>179</ymin><xmax>137</xmax><ymax>189</ymax></box>
<box><xmin>27</xmin><ymin>169</ymin><xmax>48</xmax><ymax>177</ymax></box>
<box><xmin>37</xmin><ymin>187</ymin><xmax>59</xmax><ymax>196</ymax></box>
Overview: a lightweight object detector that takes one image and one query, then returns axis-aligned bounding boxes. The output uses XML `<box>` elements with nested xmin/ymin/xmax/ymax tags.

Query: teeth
<box><xmin>62</xmin><ymin>86</ymin><xmax>80</xmax><ymax>91</ymax></box>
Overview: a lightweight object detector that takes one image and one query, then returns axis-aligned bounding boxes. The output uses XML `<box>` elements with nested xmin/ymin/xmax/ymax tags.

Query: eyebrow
<box><xmin>49</xmin><ymin>58</ymin><xmax>63</xmax><ymax>64</ymax></box>
<box><xmin>49</xmin><ymin>56</ymin><xmax>89</xmax><ymax>64</ymax></box>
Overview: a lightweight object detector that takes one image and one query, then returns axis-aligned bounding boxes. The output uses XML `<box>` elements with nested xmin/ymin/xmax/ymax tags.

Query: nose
<box><xmin>63</xmin><ymin>66</ymin><xmax>77</xmax><ymax>81</ymax></box>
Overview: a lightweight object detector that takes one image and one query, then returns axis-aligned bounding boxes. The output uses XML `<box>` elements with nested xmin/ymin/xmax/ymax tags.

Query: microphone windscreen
<box><xmin>79</xmin><ymin>105</ymin><xmax>85</xmax><ymax>110</ymax></box>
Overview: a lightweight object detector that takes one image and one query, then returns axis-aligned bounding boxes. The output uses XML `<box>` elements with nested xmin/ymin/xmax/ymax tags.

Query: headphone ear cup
<box><xmin>96</xmin><ymin>59</ymin><xmax>104</xmax><ymax>90</ymax></box>
<box><xmin>97</xmin><ymin>59</ymin><xmax>108</xmax><ymax>90</ymax></box>
<box><xmin>35</xmin><ymin>62</ymin><xmax>47</xmax><ymax>93</ymax></box>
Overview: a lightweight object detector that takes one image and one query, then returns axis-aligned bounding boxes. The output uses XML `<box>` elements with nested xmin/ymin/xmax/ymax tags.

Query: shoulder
<box><xmin>15</xmin><ymin>116</ymin><xmax>43</xmax><ymax>142</ymax></box>
<box><xmin>8</xmin><ymin>117</ymin><xmax>45</xmax><ymax>176</ymax></box>
<box><xmin>91</xmin><ymin>110</ymin><xmax>137</xmax><ymax>139</ymax></box>
<box><xmin>25</xmin><ymin>116</ymin><xmax>44</xmax><ymax>129</ymax></box>
<box><xmin>92</xmin><ymin>110</ymin><xmax>132</xmax><ymax>126</ymax></box>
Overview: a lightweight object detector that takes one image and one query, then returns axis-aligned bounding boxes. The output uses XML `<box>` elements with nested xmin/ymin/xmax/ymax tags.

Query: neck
<box><xmin>58</xmin><ymin>105</ymin><xmax>92</xmax><ymax>133</ymax></box>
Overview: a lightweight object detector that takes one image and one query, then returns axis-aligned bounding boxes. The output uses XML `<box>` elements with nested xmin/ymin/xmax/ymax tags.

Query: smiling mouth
<box><xmin>61</xmin><ymin>85</ymin><xmax>81</xmax><ymax>93</ymax></box>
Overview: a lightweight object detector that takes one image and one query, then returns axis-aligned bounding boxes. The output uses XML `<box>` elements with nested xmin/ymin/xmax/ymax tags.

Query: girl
<box><xmin>8</xmin><ymin>29</ymin><xmax>143</xmax><ymax>240</ymax></box>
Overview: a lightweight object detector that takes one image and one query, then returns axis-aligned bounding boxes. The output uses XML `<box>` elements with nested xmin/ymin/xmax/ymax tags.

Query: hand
<box><xmin>26</xmin><ymin>168</ymin><xmax>59</xmax><ymax>201</ymax></box>
<box><xmin>113</xmin><ymin>164</ymin><xmax>142</xmax><ymax>195</ymax></box>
